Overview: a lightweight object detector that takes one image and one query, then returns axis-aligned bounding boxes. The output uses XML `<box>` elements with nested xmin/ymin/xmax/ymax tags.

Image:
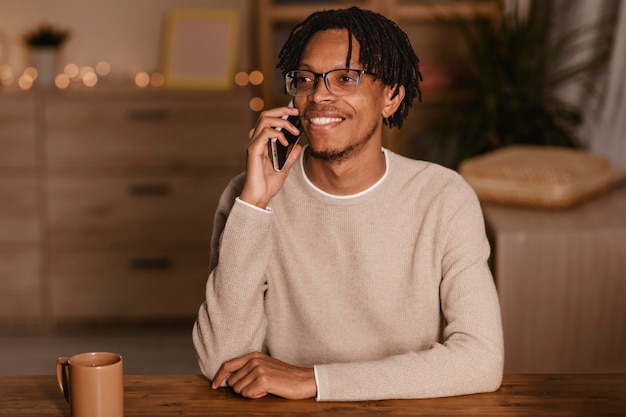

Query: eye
<box><xmin>335</xmin><ymin>71</ymin><xmax>358</xmax><ymax>84</ymax></box>
<box><xmin>296</xmin><ymin>72</ymin><xmax>314</xmax><ymax>84</ymax></box>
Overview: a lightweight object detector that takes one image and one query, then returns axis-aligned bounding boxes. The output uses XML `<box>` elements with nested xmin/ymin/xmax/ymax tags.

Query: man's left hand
<box><xmin>211</xmin><ymin>352</ymin><xmax>317</xmax><ymax>400</ymax></box>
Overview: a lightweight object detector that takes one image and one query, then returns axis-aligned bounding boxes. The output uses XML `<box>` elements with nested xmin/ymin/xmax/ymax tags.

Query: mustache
<box><xmin>303</xmin><ymin>105</ymin><xmax>352</xmax><ymax>120</ymax></box>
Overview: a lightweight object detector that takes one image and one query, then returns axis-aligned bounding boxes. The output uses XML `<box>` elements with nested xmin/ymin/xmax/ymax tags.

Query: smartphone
<box><xmin>269</xmin><ymin>101</ymin><xmax>302</xmax><ymax>172</ymax></box>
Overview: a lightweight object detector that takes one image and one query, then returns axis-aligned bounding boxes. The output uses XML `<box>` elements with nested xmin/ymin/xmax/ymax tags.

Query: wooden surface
<box><xmin>483</xmin><ymin>184</ymin><xmax>626</xmax><ymax>374</ymax></box>
<box><xmin>1</xmin><ymin>374</ymin><xmax>625</xmax><ymax>416</ymax></box>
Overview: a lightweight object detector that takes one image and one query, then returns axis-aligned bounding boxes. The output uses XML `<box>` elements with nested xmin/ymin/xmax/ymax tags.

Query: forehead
<box><xmin>299</xmin><ymin>29</ymin><xmax>361</xmax><ymax>69</ymax></box>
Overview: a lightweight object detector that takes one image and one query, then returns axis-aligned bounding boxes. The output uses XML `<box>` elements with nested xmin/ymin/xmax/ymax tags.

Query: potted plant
<box><xmin>23</xmin><ymin>24</ymin><xmax>70</xmax><ymax>86</ymax></box>
<box><xmin>420</xmin><ymin>3</ymin><xmax>613</xmax><ymax>169</ymax></box>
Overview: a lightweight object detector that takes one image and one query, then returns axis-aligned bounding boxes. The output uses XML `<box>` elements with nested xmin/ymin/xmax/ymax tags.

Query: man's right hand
<box><xmin>239</xmin><ymin>106</ymin><xmax>303</xmax><ymax>209</ymax></box>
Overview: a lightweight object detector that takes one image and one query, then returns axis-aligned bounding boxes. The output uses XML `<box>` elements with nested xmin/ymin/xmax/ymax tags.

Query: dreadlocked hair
<box><xmin>277</xmin><ymin>6</ymin><xmax>422</xmax><ymax>129</ymax></box>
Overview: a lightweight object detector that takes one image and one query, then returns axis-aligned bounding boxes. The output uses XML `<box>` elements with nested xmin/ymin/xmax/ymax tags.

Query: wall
<box><xmin>0</xmin><ymin>0</ymin><xmax>251</xmax><ymax>81</ymax></box>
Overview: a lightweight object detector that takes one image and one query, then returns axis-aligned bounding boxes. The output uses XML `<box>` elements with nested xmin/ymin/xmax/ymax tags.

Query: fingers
<box><xmin>211</xmin><ymin>352</ymin><xmax>264</xmax><ymax>389</ymax></box>
<box><xmin>211</xmin><ymin>355</ymin><xmax>248</xmax><ymax>389</ymax></box>
<box><xmin>280</xmin><ymin>144</ymin><xmax>303</xmax><ymax>174</ymax></box>
<box><xmin>239</xmin><ymin>106</ymin><xmax>302</xmax><ymax>208</ymax></box>
<box><xmin>228</xmin><ymin>357</ymin><xmax>271</xmax><ymax>398</ymax></box>
<box><xmin>250</xmin><ymin>107</ymin><xmax>300</xmax><ymax>149</ymax></box>
<box><xmin>211</xmin><ymin>352</ymin><xmax>316</xmax><ymax>400</ymax></box>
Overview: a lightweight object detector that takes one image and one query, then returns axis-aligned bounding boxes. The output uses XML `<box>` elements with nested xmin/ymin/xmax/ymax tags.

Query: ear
<box><xmin>382</xmin><ymin>85</ymin><xmax>405</xmax><ymax>119</ymax></box>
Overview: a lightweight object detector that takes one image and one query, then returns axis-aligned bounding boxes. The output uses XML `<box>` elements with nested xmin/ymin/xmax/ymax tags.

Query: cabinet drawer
<box><xmin>45</xmin><ymin>91</ymin><xmax>251</xmax><ymax>172</ymax></box>
<box><xmin>0</xmin><ymin>179</ymin><xmax>40</xmax><ymax>242</ymax></box>
<box><xmin>47</xmin><ymin>174</ymin><xmax>234</xmax><ymax>243</ymax></box>
<box><xmin>0</xmin><ymin>249</ymin><xmax>41</xmax><ymax>321</ymax></box>
<box><xmin>49</xmin><ymin>245</ymin><xmax>210</xmax><ymax>322</ymax></box>
<box><xmin>0</xmin><ymin>95</ymin><xmax>37</xmax><ymax>172</ymax></box>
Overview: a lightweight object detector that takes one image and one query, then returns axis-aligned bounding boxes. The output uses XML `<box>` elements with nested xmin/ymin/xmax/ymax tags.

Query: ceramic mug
<box><xmin>56</xmin><ymin>351</ymin><xmax>124</xmax><ymax>417</ymax></box>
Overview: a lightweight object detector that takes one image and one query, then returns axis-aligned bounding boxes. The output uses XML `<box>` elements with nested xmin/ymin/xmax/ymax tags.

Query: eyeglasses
<box><xmin>284</xmin><ymin>69</ymin><xmax>377</xmax><ymax>97</ymax></box>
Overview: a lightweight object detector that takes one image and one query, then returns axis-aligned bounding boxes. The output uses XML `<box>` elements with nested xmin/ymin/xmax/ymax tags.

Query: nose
<box><xmin>310</xmin><ymin>74</ymin><xmax>334</xmax><ymax>102</ymax></box>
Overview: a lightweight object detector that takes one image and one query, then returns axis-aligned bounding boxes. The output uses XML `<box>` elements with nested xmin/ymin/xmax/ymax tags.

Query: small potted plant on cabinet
<box><xmin>23</xmin><ymin>23</ymin><xmax>70</xmax><ymax>86</ymax></box>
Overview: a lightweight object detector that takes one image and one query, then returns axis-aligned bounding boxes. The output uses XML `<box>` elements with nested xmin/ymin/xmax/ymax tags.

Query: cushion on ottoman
<box><xmin>459</xmin><ymin>145</ymin><xmax>612</xmax><ymax>209</ymax></box>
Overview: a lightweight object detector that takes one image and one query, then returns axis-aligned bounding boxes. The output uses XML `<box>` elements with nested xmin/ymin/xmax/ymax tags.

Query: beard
<box><xmin>307</xmin><ymin>117</ymin><xmax>380</xmax><ymax>163</ymax></box>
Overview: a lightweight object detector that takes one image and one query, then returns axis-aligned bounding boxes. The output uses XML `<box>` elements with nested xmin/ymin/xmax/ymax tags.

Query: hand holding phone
<box><xmin>269</xmin><ymin>101</ymin><xmax>302</xmax><ymax>172</ymax></box>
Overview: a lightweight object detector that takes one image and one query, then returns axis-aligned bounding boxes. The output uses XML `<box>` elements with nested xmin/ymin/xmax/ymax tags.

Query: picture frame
<box><xmin>161</xmin><ymin>8</ymin><xmax>240</xmax><ymax>89</ymax></box>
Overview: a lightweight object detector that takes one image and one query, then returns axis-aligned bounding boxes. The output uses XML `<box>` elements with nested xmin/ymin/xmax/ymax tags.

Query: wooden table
<box><xmin>1</xmin><ymin>374</ymin><xmax>624</xmax><ymax>416</ymax></box>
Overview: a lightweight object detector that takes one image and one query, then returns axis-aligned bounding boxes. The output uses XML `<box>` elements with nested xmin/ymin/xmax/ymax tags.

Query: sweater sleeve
<box><xmin>314</xmin><ymin>179</ymin><xmax>504</xmax><ymax>401</ymax></box>
<box><xmin>192</xmin><ymin>177</ymin><xmax>274</xmax><ymax>382</ymax></box>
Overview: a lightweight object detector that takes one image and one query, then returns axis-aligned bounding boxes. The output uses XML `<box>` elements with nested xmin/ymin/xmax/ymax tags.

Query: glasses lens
<box><xmin>285</xmin><ymin>69</ymin><xmax>363</xmax><ymax>96</ymax></box>
<box><xmin>326</xmin><ymin>70</ymin><xmax>361</xmax><ymax>96</ymax></box>
<box><xmin>286</xmin><ymin>70</ymin><xmax>315</xmax><ymax>96</ymax></box>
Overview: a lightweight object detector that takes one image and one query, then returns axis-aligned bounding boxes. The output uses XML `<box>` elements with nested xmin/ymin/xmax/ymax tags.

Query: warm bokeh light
<box><xmin>18</xmin><ymin>74</ymin><xmax>34</xmax><ymax>90</ymax></box>
<box><xmin>64</xmin><ymin>63</ymin><xmax>79</xmax><ymax>78</ymax></box>
<box><xmin>249</xmin><ymin>70</ymin><xmax>264</xmax><ymax>85</ymax></box>
<box><xmin>234</xmin><ymin>71</ymin><xmax>249</xmax><ymax>86</ymax></box>
<box><xmin>24</xmin><ymin>66</ymin><xmax>38</xmax><ymax>80</ymax></box>
<box><xmin>55</xmin><ymin>74</ymin><xmax>71</xmax><ymax>89</ymax></box>
<box><xmin>0</xmin><ymin>65</ymin><xmax>13</xmax><ymax>86</ymax></box>
<box><xmin>82</xmin><ymin>71</ymin><xmax>98</xmax><ymax>87</ymax></box>
<box><xmin>95</xmin><ymin>61</ymin><xmax>111</xmax><ymax>76</ymax></box>
<box><xmin>150</xmin><ymin>72</ymin><xmax>165</xmax><ymax>87</ymax></box>
<box><xmin>249</xmin><ymin>97</ymin><xmax>264</xmax><ymax>112</ymax></box>
<box><xmin>134</xmin><ymin>71</ymin><xmax>150</xmax><ymax>88</ymax></box>
<box><xmin>79</xmin><ymin>66</ymin><xmax>95</xmax><ymax>78</ymax></box>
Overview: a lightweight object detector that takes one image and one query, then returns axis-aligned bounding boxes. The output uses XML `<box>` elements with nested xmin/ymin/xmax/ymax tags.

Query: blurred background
<box><xmin>0</xmin><ymin>0</ymin><xmax>624</xmax><ymax>376</ymax></box>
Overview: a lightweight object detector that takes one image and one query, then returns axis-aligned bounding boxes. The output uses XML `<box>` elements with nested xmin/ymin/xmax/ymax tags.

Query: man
<box><xmin>193</xmin><ymin>7</ymin><xmax>503</xmax><ymax>401</ymax></box>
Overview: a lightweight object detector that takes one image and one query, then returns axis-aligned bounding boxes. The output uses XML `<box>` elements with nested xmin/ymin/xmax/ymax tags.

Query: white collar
<box><xmin>299</xmin><ymin>146</ymin><xmax>389</xmax><ymax>199</ymax></box>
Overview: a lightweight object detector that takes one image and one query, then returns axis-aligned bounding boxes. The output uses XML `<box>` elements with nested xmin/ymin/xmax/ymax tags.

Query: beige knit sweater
<box><xmin>193</xmin><ymin>148</ymin><xmax>504</xmax><ymax>401</ymax></box>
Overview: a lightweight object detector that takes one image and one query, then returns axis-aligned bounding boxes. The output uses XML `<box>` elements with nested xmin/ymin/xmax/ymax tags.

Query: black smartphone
<box><xmin>270</xmin><ymin>102</ymin><xmax>301</xmax><ymax>172</ymax></box>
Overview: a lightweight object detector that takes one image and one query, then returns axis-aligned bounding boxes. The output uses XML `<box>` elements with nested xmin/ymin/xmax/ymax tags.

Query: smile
<box><xmin>309</xmin><ymin>117</ymin><xmax>343</xmax><ymax>126</ymax></box>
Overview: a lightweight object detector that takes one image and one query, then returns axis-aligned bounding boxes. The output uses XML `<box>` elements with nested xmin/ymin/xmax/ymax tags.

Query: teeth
<box><xmin>309</xmin><ymin>117</ymin><xmax>342</xmax><ymax>125</ymax></box>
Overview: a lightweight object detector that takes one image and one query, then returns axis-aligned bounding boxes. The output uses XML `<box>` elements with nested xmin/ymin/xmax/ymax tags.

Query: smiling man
<box><xmin>193</xmin><ymin>7</ymin><xmax>504</xmax><ymax>401</ymax></box>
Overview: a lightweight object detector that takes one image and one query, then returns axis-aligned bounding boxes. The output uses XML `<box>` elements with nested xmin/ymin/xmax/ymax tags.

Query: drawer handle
<box><xmin>128</xmin><ymin>183</ymin><xmax>171</xmax><ymax>197</ymax></box>
<box><xmin>131</xmin><ymin>257</ymin><xmax>172</xmax><ymax>270</ymax></box>
<box><xmin>126</xmin><ymin>108</ymin><xmax>171</xmax><ymax>122</ymax></box>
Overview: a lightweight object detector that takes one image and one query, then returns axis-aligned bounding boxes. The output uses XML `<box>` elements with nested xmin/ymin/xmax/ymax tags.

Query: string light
<box><xmin>249</xmin><ymin>97</ymin><xmax>264</xmax><ymax>112</ymax></box>
<box><xmin>150</xmin><ymin>72</ymin><xmax>165</xmax><ymax>87</ymax></box>
<box><xmin>3</xmin><ymin>60</ymin><xmax>262</xmax><ymax>91</ymax></box>
<box><xmin>95</xmin><ymin>61</ymin><xmax>111</xmax><ymax>76</ymax></box>
<box><xmin>55</xmin><ymin>73</ymin><xmax>71</xmax><ymax>89</ymax></box>
<box><xmin>18</xmin><ymin>74</ymin><xmax>34</xmax><ymax>90</ymax></box>
<box><xmin>248</xmin><ymin>70</ymin><xmax>264</xmax><ymax>86</ymax></box>
<box><xmin>134</xmin><ymin>71</ymin><xmax>150</xmax><ymax>88</ymax></box>
<box><xmin>234</xmin><ymin>71</ymin><xmax>249</xmax><ymax>86</ymax></box>
<box><xmin>23</xmin><ymin>66</ymin><xmax>38</xmax><ymax>81</ymax></box>
<box><xmin>64</xmin><ymin>63</ymin><xmax>79</xmax><ymax>79</ymax></box>
<box><xmin>82</xmin><ymin>71</ymin><xmax>98</xmax><ymax>87</ymax></box>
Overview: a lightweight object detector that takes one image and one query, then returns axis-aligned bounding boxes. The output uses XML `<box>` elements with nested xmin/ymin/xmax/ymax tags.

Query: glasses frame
<box><xmin>284</xmin><ymin>69</ymin><xmax>377</xmax><ymax>97</ymax></box>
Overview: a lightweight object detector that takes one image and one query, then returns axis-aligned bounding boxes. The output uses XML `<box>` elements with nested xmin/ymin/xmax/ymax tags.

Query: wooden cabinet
<box><xmin>0</xmin><ymin>93</ymin><xmax>42</xmax><ymax>324</ymax></box>
<box><xmin>0</xmin><ymin>250</ymin><xmax>41</xmax><ymax>321</ymax></box>
<box><xmin>44</xmin><ymin>92</ymin><xmax>249</xmax><ymax>173</ymax></box>
<box><xmin>0</xmin><ymin>179</ymin><xmax>40</xmax><ymax>243</ymax></box>
<box><xmin>0</xmin><ymin>87</ymin><xmax>252</xmax><ymax>325</ymax></box>
<box><xmin>0</xmin><ymin>94</ymin><xmax>38</xmax><ymax>172</ymax></box>
<box><xmin>47</xmin><ymin>176</ymin><xmax>232</xmax><ymax>243</ymax></box>
<box><xmin>48</xmin><ymin>245</ymin><xmax>213</xmax><ymax>321</ymax></box>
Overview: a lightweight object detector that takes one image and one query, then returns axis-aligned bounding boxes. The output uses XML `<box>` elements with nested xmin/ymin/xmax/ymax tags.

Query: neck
<box><xmin>303</xmin><ymin>144</ymin><xmax>386</xmax><ymax>196</ymax></box>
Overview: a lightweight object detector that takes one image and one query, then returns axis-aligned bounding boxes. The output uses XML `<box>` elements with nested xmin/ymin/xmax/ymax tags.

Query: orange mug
<box><xmin>56</xmin><ymin>352</ymin><xmax>124</xmax><ymax>417</ymax></box>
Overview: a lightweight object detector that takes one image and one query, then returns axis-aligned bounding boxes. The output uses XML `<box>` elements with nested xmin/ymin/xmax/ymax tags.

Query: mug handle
<box><xmin>56</xmin><ymin>356</ymin><xmax>70</xmax><ymax>403</ymax></box>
